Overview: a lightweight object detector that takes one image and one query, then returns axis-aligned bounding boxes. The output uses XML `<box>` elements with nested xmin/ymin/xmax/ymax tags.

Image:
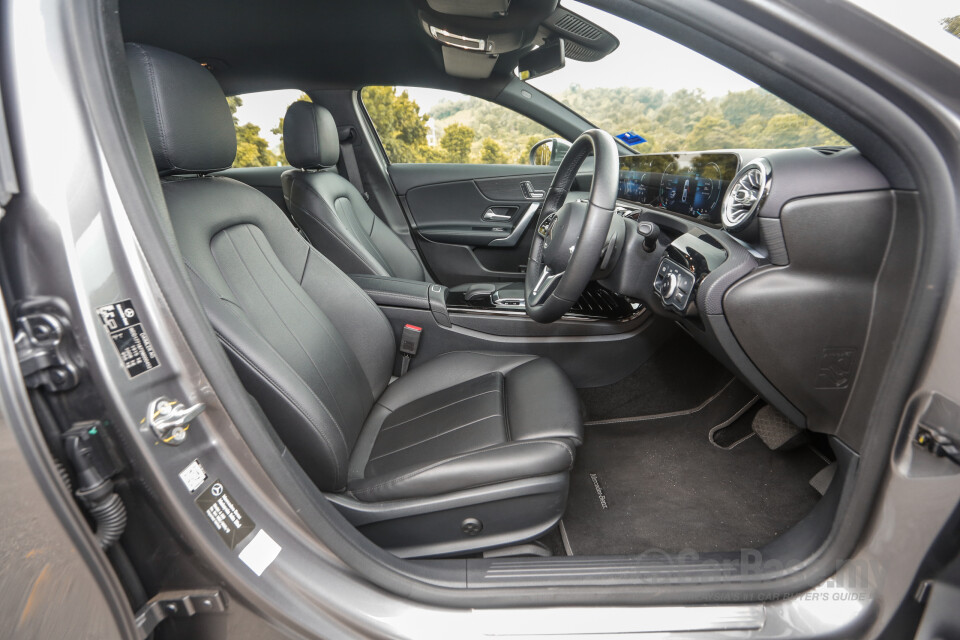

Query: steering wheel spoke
<box><xmin>524</xmin><ymin>129</ymin><xmax>619</xmax><ymax>323</ymax></box>
<box><xmin>529</xmin><ymin>266</ymin><xmax>564</xmax><ymax>307</ymax></box>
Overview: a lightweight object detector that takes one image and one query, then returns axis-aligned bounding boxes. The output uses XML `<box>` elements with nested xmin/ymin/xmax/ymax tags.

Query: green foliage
<box><xmin>228</xmin><ymin>94</ymin><xmax>280</xmax><ymax>168</ymax></box>
<box><xmin>361</xmin><ymin>85</ymin><xmax>846</xmax><ymax>165</ymax></box>
<box><xmin>440</xmin><ymin>124</ymin><xmax>475</xmax><ymax>163</ymax></box>
<box><xmin>518</xmin><ymin>136</ymin><xmax>542</xmax><ymax>164</ymax></box>
<box><xmin>683</xmin><ymin>115</ymin><xmax>741</xmax><ymax>150</ymax></box>
<box><xmin>427</xmin><ymin>95</ymin><xmax>553</xmax><ymax>162</ymax></box>
<box><xmin>362</xmin><ymin>86</ymin><xmax>432</xmax><ymax>162</ymax></box>
<box><xmin>235</xmin><ymin>122</ymin><xmax>278</xmax><ymax>167</ymax></box>
<box><xmin>226</xmin><ymin>95</ymin><xmax>243</xmax><ymax>123</ymax></box>
<box><xmin>942</xmin><ymin>15</ymin><xmax>960</xmax><ymax>38</ymax></box>
<box><xmin>480</xmin><ymin>138</ymin><xmax>508</xmax><ymax>164</ymax></box>
<box><xmin>719</xmin><ymin>88</ymin><xmax>788</xmax><ymax>127</ymax></box>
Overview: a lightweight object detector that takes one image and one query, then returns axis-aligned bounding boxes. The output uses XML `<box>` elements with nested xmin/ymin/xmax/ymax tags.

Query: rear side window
<box><xmin>360</xmin><ymin>86</ymin><xmax>560</xmax><ymax>165</ymax></box>
<box><xmin>226</xmin><ymin>90</ymin><xmax>310</xmax><ymax>167</ymax></box>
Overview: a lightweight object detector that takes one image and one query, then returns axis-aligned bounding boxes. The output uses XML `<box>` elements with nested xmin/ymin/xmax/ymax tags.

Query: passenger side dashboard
<box><xmin>602</xmin><ymin>146</ymin><xmax>900</xmax><ymax>444</ymax></box>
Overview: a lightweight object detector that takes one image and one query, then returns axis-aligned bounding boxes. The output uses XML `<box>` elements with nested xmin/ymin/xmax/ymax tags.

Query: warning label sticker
<box><xmin>96</xmin><ymin>299</ymin><xmax>160</xmax><ymax>378</ymax></box>
<box><xmin>178</xmin><ymin>459</ymin><xmax>208</xmax><ymax>493</ymax></box>
<box><xmin>195</xmin><ymin>479</ymin><xmax>256</xmax><ymax>550</ymax></box>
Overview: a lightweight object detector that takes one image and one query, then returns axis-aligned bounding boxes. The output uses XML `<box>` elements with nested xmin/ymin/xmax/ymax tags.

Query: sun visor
<box><xmin>441</xmin><ymin>46</ymin><xmax>499</xmax><ymax>79</ymax></box>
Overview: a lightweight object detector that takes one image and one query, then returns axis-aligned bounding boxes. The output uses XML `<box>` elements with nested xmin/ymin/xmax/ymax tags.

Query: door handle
<box><xmin>483</xmin><ymin>209</ymin><xmax>513</xmax><ymax>221</ymax></box>
<box><xmin>520</xmin><ymin>181</ymin><xmax>546</xmax><ymax>200</ymax></box>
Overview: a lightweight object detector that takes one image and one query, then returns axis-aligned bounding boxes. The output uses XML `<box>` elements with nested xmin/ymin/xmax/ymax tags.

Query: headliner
<box><xmin>119</xmin><ymin>0</ymin><xmax>538</xmax><ymax>95</ymax></box>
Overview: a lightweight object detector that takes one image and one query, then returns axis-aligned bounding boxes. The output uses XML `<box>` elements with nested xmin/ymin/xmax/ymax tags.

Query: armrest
<box><xmin>350</xmin><ymin>274</ymin><xmax>433</xmax><ymax>310</ymax></box>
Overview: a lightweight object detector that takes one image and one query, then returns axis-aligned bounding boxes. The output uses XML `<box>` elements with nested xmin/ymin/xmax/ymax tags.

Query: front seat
<box><xmin>281</xmin><ymin>101</ymin><xmax>428</xmax><ymax>281</ymax></box>
<box><xmin>125</xmin><ymin>43</ymin><xmax>582</xmax><ymax>557</ymax></box>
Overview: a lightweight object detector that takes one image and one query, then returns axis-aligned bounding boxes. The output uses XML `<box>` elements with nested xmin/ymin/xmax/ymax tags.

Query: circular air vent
<box><xmin>721</xmin><ymin>158</ymin><xmax>772</xmax><ymax>231</ymax></box>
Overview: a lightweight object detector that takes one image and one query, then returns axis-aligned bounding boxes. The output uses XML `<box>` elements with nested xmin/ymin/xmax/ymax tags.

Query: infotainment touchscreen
<box><xmin>617</xmin><ymin>153</ymin><xmax>740</xmax><ymax>225</ymax></box>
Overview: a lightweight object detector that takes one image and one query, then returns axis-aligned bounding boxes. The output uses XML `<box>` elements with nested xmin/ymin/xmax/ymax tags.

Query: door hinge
<box><xmin>134</xmin><ymin>589</ymin><xmax>226</xmax><ymax>639</ymax></box>
<box><xmin>915</xmin><ymin>424</ymin><xmax>960</xmax><ymax>466</ymax></box>
<box><xmin>913</xmin><ymin>393</ymin><xmax>960</xmax><ymax>467</ymax></box>
<box><xmin>14</xmin><ymin>298</ymin><xmax>82</xmax><ymax>391</ymax></box>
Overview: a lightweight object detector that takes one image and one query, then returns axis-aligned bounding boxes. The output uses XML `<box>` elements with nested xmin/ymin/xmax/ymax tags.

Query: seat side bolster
<box><xmin>347</xmin><ymin>439</ymin><xmax>576</xmax><ymax>502</ymax></box>
<box><xmin>506</xmin><ymin>358</ymin><xmax>585</xmax><ymax>445</ymax></box>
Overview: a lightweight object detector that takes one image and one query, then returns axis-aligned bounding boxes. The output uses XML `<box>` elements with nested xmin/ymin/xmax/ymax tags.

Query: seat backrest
<box><xmin>125</xmin><ymin>43</ymin><xmax>396</xmax><ymax>491</ymax></box>
<box><xmin>281</xmin><ymin>101</ymin><xmax>427</xmax><ymax>281</ymax></box>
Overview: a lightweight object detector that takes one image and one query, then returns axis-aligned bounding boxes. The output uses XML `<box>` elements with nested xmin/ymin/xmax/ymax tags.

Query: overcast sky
<box><xmin>234</xmin><ymin>0</ymin><xmax>960</xmax><ymax>151</ymax></box>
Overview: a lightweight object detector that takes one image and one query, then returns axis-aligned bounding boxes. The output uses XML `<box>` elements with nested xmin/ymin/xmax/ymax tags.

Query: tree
<box><xmin>235</xmin><ymin>123</ymin><xmax>278</xmax><ymax>167</ymax></box>
<box><xmin>683</xmin><ymin>115</ymin><xmax>741</xmax><ymax>150</ymax></box>
<box><xmin>227</xmin><ymin>96</ymin><xmax>242</xmax><ymax>121</ymax></box>
<box><xmin>361</xmin><ymin>86</ymin><xmax>431</xmax><ymax>162</ymax></box>
<box><xmin>942</xmin><ymin>15</ymin><xmax>960</xmax><ymax>38</ymax></box>
<box><xmin>480</xmin><ymin>138</ymin><xmax>508</xmax><ymax>164</ymax></box>
<box><xmin>227</xmin><ymin>95</ymin><xmax>279</xmax><ymax>167</ymax></box>
<box><xmin>756</xmin><ymin>113</ymin><xmax>845</xmax><ymax>148</ymax></box>
<box><xmin>719</xmin><ymin>88</ymin><xmax>793</xmax><ymax>127</ymax></box>
<box><xmin>440</xmin><ymin>123</ymin><xmax>475</xmax><ymax>163</ymax></box>
<box><xmin>517</xmin><ymin>135</ymin><xmax>541</xmax><ymax>164</ymax></box>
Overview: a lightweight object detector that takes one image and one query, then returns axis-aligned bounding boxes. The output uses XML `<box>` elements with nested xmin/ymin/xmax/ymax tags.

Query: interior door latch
<box><xmin>146</xmin><ymin>396</ymin><xmax>206</xmax><ymax>445</ymax></box>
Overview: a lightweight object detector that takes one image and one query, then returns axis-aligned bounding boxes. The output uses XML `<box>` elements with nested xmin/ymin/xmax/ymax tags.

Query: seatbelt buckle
<box><xmin>399</xmin><ymin>324</ymin><xmax>422</xmax><ymax>375</ymax></box>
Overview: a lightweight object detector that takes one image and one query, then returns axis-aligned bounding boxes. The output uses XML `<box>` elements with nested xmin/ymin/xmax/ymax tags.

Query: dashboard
<box><xmin>601</xmin><ymin>145</ymin><xmax>897</xmax><ymax>437</ymax></box>
<box><xmin>617</xmin><ymin>152</ymin><xmax>740</xmax><ymax>225</ymax></box>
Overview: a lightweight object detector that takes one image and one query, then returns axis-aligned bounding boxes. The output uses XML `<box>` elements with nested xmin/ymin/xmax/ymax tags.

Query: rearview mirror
<box><xmin>528</xmin><ymin>138</ymin><xmax>571</xmax><ymax>166</ymax></box>
<box><xmin>518</xmin><ymin>39</ymin><xmax>566</xmax><ymax>81</ymax></box>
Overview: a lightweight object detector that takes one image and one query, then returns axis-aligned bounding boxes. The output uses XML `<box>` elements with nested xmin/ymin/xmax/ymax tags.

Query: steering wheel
<box><xmin>525</xmin><ymin>129</ymin><xmax>620</xmax><ymax>323</ymax></box>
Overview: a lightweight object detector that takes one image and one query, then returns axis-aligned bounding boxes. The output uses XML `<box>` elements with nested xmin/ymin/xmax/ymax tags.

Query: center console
<box><xmin>445</xmin><ymin>281</ymin><xmax>638</xmax><ymax>321</ymax></box>
<box><xmin>349</xmin><ymin>273</ymin><xmax>662</xmax><ymax>388</ymax></box>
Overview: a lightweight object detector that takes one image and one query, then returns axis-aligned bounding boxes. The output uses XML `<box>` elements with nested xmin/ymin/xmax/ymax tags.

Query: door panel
<box><xmin>391</xmin><ymin>164</ymin><xmax>592</xmax><ymax>286</ymax></box>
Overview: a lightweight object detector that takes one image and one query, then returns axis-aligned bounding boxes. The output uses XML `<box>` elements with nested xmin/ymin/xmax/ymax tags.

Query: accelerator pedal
<box><xmin>752</xmin><ymin>405</ymin><xmax>806</xmax><ymax>450</ymax></box>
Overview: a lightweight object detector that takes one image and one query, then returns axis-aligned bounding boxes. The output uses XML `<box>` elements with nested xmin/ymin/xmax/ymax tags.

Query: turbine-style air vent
<box><xmin>721</xmin><ymin>158</ymin><xmax>772</xmax><ymax>231</ymax></box>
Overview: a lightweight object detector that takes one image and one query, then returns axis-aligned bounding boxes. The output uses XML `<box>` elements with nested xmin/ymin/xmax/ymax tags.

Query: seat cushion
<box><xmin>347</xmin><ymin>352</ymin><xmax>583</xmax><ymax>502</ymax></box>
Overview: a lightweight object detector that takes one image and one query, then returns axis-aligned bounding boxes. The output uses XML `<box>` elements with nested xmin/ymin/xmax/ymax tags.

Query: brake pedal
<box><xmin>752</xmin><ymin>405</ymin><xmax>806</xmax><ymax>450</ymax></box>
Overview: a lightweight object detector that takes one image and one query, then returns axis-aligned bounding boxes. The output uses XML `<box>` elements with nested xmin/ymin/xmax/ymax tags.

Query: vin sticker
<box><xmin>195</xmin><ymin>479</ymin><xmax>255</xmax><ymax>549</ymax></box>
<box><xmin>96</xmin><ymin>299</ymin><xmax>160</xmax><ymax>378</ymax></box>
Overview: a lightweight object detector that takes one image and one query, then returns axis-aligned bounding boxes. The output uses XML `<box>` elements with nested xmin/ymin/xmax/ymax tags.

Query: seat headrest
<box><xmin>283</xmin><ymin>101</ymin><xmax>340</xmax><ymax>169</ymax></box>
<box><xmin>125</xmin><ymin>43</ymin><xmax>236</xmax><ymax>175</ymax></box>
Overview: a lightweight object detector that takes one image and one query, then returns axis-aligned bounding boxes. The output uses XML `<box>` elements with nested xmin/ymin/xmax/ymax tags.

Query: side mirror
<box><xmin>528</xmin><ymin>138</ymin><xmax>571</xmax><ymax>166</ymax></box>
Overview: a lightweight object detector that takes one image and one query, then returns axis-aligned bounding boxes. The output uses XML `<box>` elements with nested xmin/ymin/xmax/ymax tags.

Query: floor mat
<box><xmin>709</xmin><ymin>399</ymin><xmax>762</xmax><ymax>449</ymax></box>
<box><xmin>563</xmin><ymin>382</ymin><xmax>827</xmax><ymax>556</ymax></box>
<box><xmin>578</xmin><ymin>332</ymin><xmax>732</xmax><ymax>422</ymax></box>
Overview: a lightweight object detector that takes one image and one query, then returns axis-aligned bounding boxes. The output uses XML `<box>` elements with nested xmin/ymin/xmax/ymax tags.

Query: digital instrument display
<box><xmin>617</xmin><ymin>153</ymin><xmax>740</xmax><ymax>224</ymax></box>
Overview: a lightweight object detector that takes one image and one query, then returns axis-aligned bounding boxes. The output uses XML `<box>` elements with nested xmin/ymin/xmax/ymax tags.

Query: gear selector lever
<box><xmin>636</xmin><ymin>221</ymin><xmax>660</xmax><ymax>252</ymax></box>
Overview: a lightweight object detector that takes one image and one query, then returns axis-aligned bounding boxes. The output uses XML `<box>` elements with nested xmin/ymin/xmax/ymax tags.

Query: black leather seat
<box><xmin>126</xmin><ymin>43</ymin><xmax>582</xmax><ymax>556</ymax></box>
<box><xmin>281</xmin><ymin>101</ymin><xmax>428</xmax><ymax>281</ymax></box>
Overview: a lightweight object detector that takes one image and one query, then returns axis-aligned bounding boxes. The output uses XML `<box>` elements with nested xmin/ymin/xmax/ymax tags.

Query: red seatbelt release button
<box><xmin>400</xmin><ymin>324</ymin><xmax>422</xmax><ymax>356</ymax></box>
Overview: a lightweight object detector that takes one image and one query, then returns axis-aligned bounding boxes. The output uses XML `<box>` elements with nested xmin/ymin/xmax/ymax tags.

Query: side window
<box><xmin>226</xmin><ymin>90</ymin><xmax>310</xmax><ymax>167</ymax></box>
<box><xmin>360</xmin><ymin>86</ymin><xmax>561</xmax><ymax>165</ymax></box>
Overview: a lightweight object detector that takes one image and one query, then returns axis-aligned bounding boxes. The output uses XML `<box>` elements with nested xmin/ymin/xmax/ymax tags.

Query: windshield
<box><xmin>525</xmin><ymin>1</ymin><xmax>847</xmax><ymax>152</ymax></box>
